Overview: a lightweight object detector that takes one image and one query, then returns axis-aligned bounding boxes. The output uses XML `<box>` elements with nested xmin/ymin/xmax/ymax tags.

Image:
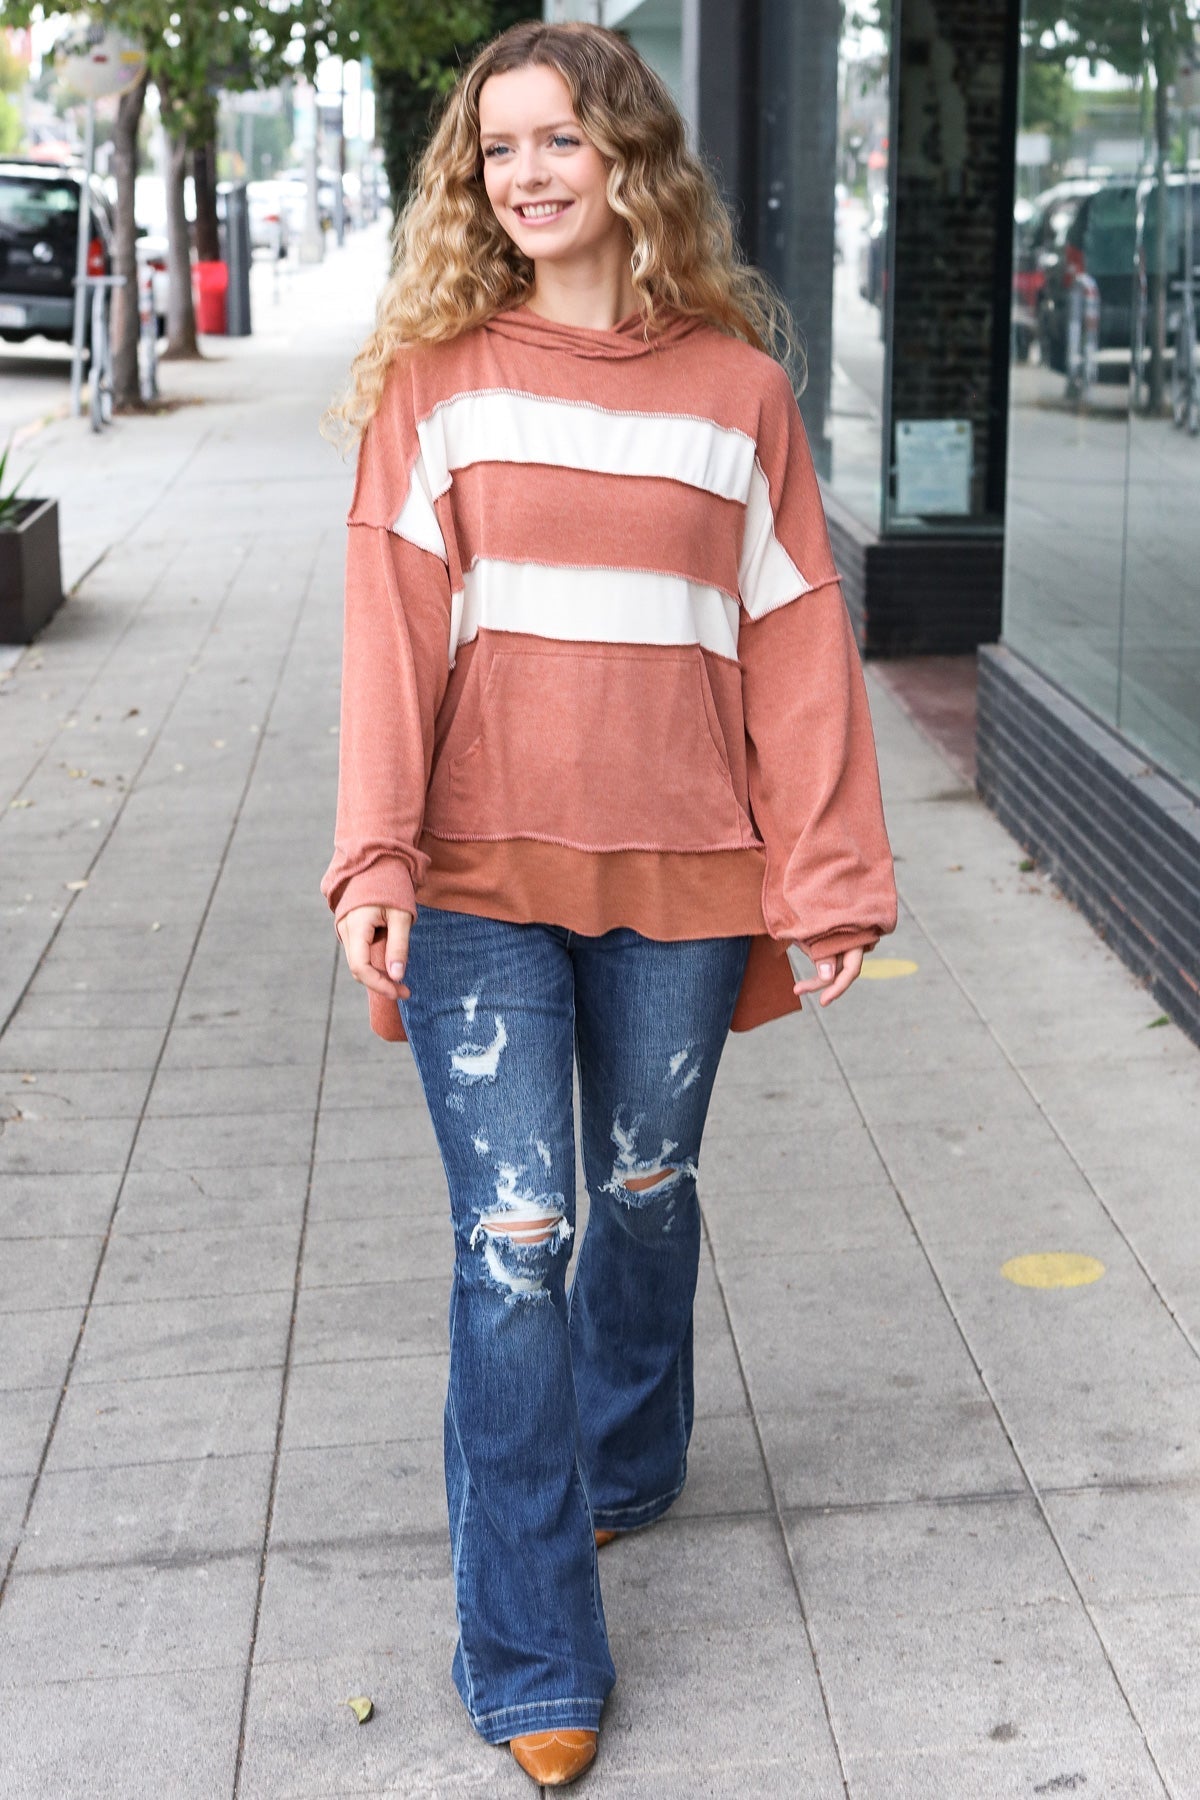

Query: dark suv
<box><xmin>1030</xmin><ymin>179</ymin><xmax>1139</xmax><ymax>373</ymax></box>
<box><xmin>0</xmin><ymin>159</ymin><xmax>114</xmax><ymax>347</ymax></box>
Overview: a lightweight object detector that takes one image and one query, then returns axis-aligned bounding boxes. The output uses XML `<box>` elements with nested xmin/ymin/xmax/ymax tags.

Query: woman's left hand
<box><xmin>792</xmin><ymin>946</ymin><xmax>865</xmax><ymax>1007</ymax></box>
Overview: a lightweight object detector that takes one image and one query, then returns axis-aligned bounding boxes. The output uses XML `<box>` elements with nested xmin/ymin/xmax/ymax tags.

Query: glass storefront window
<box><xmin>828</xmin><ymin>4</ymin><xmax>890</xmax><ymax>528</ymax></box>
<box><xmin>1004</xmin><ymin>0</ymin><xmax>1200</xmax><ymax>792</ymax></box>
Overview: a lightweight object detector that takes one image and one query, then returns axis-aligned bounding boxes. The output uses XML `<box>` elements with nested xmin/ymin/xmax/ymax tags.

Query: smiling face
<box><xmin>478</xmin><ymin>63</ymin><xmax>628</xmax><ymax>273</ymax></box>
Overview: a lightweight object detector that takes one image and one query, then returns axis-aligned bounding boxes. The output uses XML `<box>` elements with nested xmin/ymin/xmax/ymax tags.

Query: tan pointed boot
<box><xmin>509</xmin><ymin>1728</ymin><xmax>597</xmax><ymax>1785</ymax></box>
<box><xmin>593</xmin><ymin>1528</ymin><xmax>619</xmax><ymax>1548</ymax></box>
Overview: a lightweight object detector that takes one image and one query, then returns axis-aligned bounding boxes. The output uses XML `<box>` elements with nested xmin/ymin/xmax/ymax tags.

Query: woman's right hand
<box><xmin>337</xmin><ymin>905</ymin><xmax>413</xmax><ymax>1001</ymax></box>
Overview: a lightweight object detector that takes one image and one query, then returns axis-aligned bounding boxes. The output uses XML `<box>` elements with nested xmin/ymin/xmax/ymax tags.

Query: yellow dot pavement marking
<box><xmin>860</xmin><ymin>958</ymin><xmax>919</xmax><ymax>980</ymax></box>
<box><xmin>1000</xmin><ymin>1253</ymin><xmax>1106</xmax><ymax>1289</ymax></box>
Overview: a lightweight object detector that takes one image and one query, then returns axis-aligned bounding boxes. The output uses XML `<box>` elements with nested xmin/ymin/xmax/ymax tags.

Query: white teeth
<box><xmin>518</xmin><ymin>203</ymin><xmax>568</xmax><ymax>219</ymax></box>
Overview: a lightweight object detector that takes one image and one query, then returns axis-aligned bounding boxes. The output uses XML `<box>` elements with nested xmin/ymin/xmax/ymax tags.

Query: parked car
<box><xmin>245</xmin><ymin>180</ymin><xmax>290</xmax><ymax>259</ymax></box>
<box><xmin>1134</xmin><ymin>170</ymin><xmax>1200</xmax><ymax>300</ymax></box>
<box><xmin>1012</xmin><ymin>182</ymin><xmax>1095</xmax><ymax>361</ymax></box>
<box><xmin>1030</xmin><ymin>178</ymin><xmax>1138</xmax><ymax>374</ymax></box>
<box><xmin>278</xmin><ymin>168</ymin><xmax>346</xmax><ymax>235</ymax></box>
<box><xmin>0</xmin><ymin>158</ymin><xmax>113</xmax><ymax>348</ymax></box>
<box><xmin>130</xmin><ymin>171</ymin><xmax>287</xmax><ymax>332</ymax></box>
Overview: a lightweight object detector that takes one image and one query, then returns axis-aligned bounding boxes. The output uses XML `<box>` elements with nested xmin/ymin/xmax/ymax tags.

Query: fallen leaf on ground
<box><xmin>64</xmin><ymin>879</ymin><xmax>88</xmax><ymax>891</ymax></box>
<box><xmin>1018</xmin><ymin>857</ymin><xmax>1035</xmax><ymax>872</ymax></box>
<box><xmin>345</xmin><ymin>1697</ymin><xmax>374</xmax><ymax>1724</ymax></box>
<box><xmin>1146</xmin><ymin>1015</ymin><xmax>1170</xmax><ymax>1029</ymax></box>
<box><xmin>10</xmin><ymin>798</ymin><xmax>33</xmax><ymax>809</ymax></box>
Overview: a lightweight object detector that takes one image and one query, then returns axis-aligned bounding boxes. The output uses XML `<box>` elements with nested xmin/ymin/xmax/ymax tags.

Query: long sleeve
<box><xmin>320</xmin><ymin>526</ymin><xmax>452</xmax><ymax>925</ymax></box>
<box><xmin>738</xmin><ymin>365</ymin><xmax>898</xmax><ymax>962</ymax></box>
<box><xmin>320</xmin><ymin>366</ymin><xmax>454</xmax><ymax>928</ymax></box>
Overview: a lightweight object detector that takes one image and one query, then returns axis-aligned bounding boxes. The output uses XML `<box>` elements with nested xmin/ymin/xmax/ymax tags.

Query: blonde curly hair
<box><xmin>326</xmin><ymin>20</ymin><xmax>800</xmax><ymax>445</ymax></box>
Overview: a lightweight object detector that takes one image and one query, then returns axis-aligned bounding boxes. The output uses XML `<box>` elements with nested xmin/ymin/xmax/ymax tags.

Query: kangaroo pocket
<box><xmin>433</xmin><ymin>639</ymin><xmax>757</xmax><ymax>853</ymax></box>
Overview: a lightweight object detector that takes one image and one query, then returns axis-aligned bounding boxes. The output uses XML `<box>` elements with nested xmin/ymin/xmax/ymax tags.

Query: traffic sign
<box><xmin>56</xmin><ymin>21</ymin><xmax>146</xmax><ymax>100</ymax></box>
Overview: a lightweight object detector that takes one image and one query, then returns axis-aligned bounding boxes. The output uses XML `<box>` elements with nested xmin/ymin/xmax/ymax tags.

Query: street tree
<box><xmin>295</xmin><ymin>0</ymin><xmax>531</xmax><ymax>210</ymax></box>
<box><xmin>1</xmin><ymin>0</ymin><xmax>299</xmax><ymax>387</ymax></box>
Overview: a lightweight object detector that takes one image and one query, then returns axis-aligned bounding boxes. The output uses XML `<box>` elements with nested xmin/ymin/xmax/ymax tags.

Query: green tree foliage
<box><xmin>843</xmin><ymin>0</ymin><xmax>891</xmax><ymax>43</ymax></box>
<box><xmin>1022</xmin><ymin>0</ymin><xmax>1195</xmax><ymax>87</ymax></box>
<box><xmin>0</xmin><ymin>33</ymin><xmax>26</xmax><ymax>154</ymax></box>
<box><xmin>368</xmin><ymin>0</ymin><xmax>538</xmax><ymax>208</ymax></box>
<box><xmin>1019</xmin><ymin>57</ymin><xmax>1078</xmax><ymax>146</ymax></box>
<box><xmin>277</xmin><ymin>0</ymin><xmax>491</xmax><ymax>80</ymax></box>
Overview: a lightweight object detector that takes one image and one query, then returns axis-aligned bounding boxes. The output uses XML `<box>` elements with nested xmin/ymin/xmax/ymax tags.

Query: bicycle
<box><xmin>1171</xmin><ymin>282</ymin><xmax>1200</xmax><ymax>435</ymax></box>
<box><xmin>85</xmin><ymin>273</ymin><xmax>125</xmax><ymax>432</ymax></box>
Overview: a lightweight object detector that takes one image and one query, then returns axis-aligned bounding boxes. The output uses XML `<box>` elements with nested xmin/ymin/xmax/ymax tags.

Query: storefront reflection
<box><xmin>827</xmin><ymin>5</ymin><xmax>888</xmax><ymax>527</ymax></box>
<box><xmin>1004</xmin><ymin>5</ymin><xmax>1200</xmax><ymax>791</ymax></box>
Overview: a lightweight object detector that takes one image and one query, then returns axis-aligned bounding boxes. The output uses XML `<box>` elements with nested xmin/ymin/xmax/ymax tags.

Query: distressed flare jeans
<box><xmin>398</xmin><ymin>907</ymin><xmax>750</xmax><ymax>1744</ymax></box>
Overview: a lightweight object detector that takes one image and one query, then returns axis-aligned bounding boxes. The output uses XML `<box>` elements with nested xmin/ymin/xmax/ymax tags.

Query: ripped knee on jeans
<box><xmin>469</xmin><ymin>1176</ymin><xmax>572</xmax><ymax>1301</ymax></box>
<box><xmin>619</xmin><ymin>1167</ymin><xmax>676</xmax><ymax>1194</ymax></box>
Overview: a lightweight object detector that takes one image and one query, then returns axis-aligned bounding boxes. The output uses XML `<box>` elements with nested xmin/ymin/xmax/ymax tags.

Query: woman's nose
<box><xmin>512</xmin><ymin>146</ymin><xmax>548</xmax><ymax>190</ymax></box>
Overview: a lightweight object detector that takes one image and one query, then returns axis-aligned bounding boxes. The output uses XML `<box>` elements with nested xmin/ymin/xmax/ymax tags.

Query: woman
<box><xmin>322</xmin><ymin>20</ymin><xmax>896</xmax><ymax>1788</ymax></box>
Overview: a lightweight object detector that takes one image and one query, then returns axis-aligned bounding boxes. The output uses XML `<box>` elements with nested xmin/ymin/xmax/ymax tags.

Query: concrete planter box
<box><xmin>0</xmin><ymin>497</ymin><xmax>64</xmax><ymax>645</ymax></box>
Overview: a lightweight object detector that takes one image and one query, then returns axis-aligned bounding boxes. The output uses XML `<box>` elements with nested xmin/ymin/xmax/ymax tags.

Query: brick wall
<box><xmin>888</xmin><ymin>0</ymin><xmax>1020</xmax><ymax>522</ymax></box>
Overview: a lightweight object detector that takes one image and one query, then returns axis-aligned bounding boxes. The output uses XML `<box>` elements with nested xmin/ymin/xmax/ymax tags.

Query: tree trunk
<box><xmin>163</xmin><ymin>124</ymin><xmax>199</xmax><ymax>359</ymax></box>
<box><xmin>193</xmin><ymin>137</ymin><xmax>221</xmax><ymax>264</ymax></box>
<box><xmin>110</xmin><ymin>70</ymin><xmax>147</xmax><ymax>412</ymax></box>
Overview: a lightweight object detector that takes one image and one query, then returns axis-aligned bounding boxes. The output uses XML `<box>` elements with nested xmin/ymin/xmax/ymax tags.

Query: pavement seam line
<box><xmin>903</xmin><ymin>879</ymin><xmax>1200</xmax><ymax>1367</ymax></box>
<box><xmin>2</xmin><ymin>532</ymin><xmax>182</xmax><ymax>816</ymax></box>
<box><xmin>0</xmin><ymin>529</ymin><xmax>240</xmax><ymax>1042</ymax></box>
<box><xmin>0</xmin><ymin>537</ymin><xmax>318</xmax><ymax>1614</ymax></box>
<box><xmin>812</xmin><ymin>1010</ymin><xmax>1176</xmax><ymax>1798</ymax></box>
<box><xmin>230</xmin><ymin>945</ymin><xmax>338</xmax><ymax>1800</ymax></box>
<box><xmin>699</xmin><ymin>1228</ymin><xmax>853</xmax><ymax>1799</ymax></box>
<box><xmin>870</xmin><ymin>674</ymin><xmax>1200</xmax><ymax>1365</ymax></box>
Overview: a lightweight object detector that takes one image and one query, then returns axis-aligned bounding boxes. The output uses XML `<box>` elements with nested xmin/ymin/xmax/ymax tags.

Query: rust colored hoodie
<box><xmin>321</xmin><ymin>304</ymin><xmax>897</xmax><ymax>1041</ymax></box>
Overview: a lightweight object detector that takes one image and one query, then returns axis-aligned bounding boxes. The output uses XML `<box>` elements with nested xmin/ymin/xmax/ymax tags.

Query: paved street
<box><xmin>2</xmin><ymin>220</ymin><xmax>1199</xmax><ymax>1798</ymax></box>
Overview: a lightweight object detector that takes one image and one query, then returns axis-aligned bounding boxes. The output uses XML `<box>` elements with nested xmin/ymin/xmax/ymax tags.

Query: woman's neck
<box><xmin>524</xmin><ymin>254</ymin><xmax>639</xmax><ymax>331</ymax></box>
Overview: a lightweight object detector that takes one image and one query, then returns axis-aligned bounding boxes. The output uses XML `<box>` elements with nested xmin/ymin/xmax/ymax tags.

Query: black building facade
<box><xmin>549</xmin><ymin>0</ymin><xmax>1200</xmax><ymax>1044</ymax></box>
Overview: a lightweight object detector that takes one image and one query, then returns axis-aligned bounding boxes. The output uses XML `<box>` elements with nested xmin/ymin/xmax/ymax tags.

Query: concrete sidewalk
<box><xmin>2</xmin><ymin>222</ymin><xmax>1199</xmax><ymax>1799</ymax></box>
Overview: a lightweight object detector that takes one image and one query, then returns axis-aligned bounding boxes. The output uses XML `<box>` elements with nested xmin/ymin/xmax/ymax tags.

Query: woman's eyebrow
<box><xmin>479</xmin><ymin>118</ymin><xmax>580</xmax><ymax>142</ymax></box>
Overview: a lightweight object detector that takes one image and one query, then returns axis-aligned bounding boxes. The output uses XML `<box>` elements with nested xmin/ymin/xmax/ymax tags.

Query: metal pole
<box><xmin>299</xmin><ymin>81</ymin><xmax>324</xmax><ymax>264</ymax></box>
<box><xmin>69</xmin><ymin>97</ymin><xmax>95</xmax><ymax>420</ymax></box>
<box><xmin>1185</xmin><ymin>118</ymin><xmax>1195</xmax><ymax>330</ymax></box>
<box><xmin>334</xmin><ymin>62</ymin><xmax>346</xmax><ymax>247</ymax></box>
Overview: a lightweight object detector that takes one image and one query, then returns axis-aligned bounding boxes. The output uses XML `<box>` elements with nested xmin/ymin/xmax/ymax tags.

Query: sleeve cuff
<box><xmin>332</xmin><ymin>862</ymin><xmax>419</xmax><ymax>933</ymax></box>
<box><xmin>796</xmin><ymin>927</ymin><xmax>882</xmax><ymax>964</ymax></box>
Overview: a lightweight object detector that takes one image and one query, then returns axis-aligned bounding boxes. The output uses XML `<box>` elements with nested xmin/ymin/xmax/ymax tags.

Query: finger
<box><xmin>360</xmin><ymin>962</ymin><xmax>407</xmax><ymax>1000</ymax></box>
<box><xmin>793</xmin><ymin>956</ymin><xmax>838</xmax><ymax>997</ymax></box>
<box><xmin>818</xmin><ymin>960</ymin><xmax>861</xmax><ymax>1006</ymax></box>
<box><xmin>343</xmin><ymin>920</ymin><xmax>401</xmax><ymax>1000</ymax></box>
<box><xmin>384</xmin><ymin>909</ymin><xmax>413</xmax><ymax>989</ymax></box>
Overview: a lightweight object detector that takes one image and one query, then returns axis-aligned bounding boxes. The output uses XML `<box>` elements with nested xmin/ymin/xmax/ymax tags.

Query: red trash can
<box><xmin>193</xmin><ymin>260</ymin><xmax>228</xmax><ymax>335</ymax></box>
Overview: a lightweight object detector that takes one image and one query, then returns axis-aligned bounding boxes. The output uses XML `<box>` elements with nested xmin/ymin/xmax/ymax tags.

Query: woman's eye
<box><xmin>483</xmin><ymin>144</ymin><xmax>509</xmax><ymax>159</ymax></box>
<box><xmin>551</xmin><ymin>135</ymin><xmax>579</xmax><ymax>149</ymax></box>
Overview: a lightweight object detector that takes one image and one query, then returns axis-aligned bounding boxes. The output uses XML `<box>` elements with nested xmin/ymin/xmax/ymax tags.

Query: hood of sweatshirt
<box><xmin>485</xmin><ymin>301</ymin><xmax>705</xmax><ymax>360</ymax></box>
